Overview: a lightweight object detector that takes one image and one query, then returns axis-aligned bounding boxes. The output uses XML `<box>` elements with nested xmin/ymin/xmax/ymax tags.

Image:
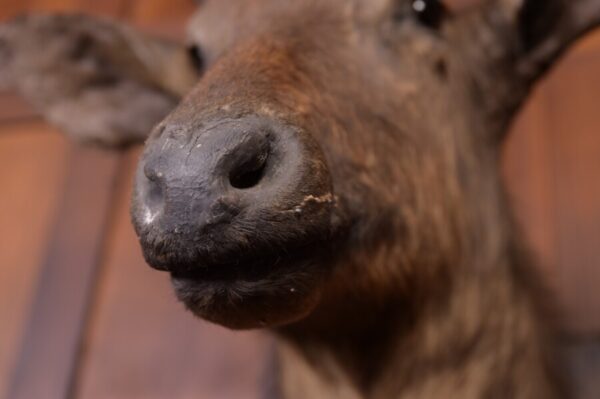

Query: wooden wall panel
<box><xmin>504</xmin><ymin>32</ymin><xmax>600</xmax><ymax>333</ymax></box>
<box><xmin>129</xmin><ymin>0</ymin><xmax>194</xmax><ymax>30</ymax></box>
<box><xmin>7</xmin><ymin>146</ymin><xmax>122</xmax><ymax>399</ymax></box>
<box><xmin>28</xmin><ymin>0</ymin><xmax>84</xmax><ymax>12</ymax></box>
<box><xmin>0</xmin><ymin>0</ymin><xmax>32</xmax><ymax>18</ymax></box>
<box><xmin>0</xmin><ymin>125</ymin><xmax>68</xmax><ymax>398</ymax></box>
<box><xmin>544</xmin><ymin>50</ymin><xmax>600</xmax><ymax>333</ymax></box>
<box><xmin>503</xmin><ymin>84</ymin><xmax>559</xmax><ymax>276</ymax></box>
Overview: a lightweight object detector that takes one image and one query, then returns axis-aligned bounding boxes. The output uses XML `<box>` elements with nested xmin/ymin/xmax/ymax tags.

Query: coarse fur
<box><xmin>2</xmin><ymin>0</ymin><xmax>600</xmax><ymax>398</ymax></box>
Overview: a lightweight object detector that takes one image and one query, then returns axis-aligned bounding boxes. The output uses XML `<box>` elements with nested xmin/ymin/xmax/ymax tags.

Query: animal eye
<box><xmin>187</xmin><ymin>44</ymin><xmax>205</xmax><ymax>72</ymax></box>
<box><xmin>411</xmin><ymin>0</ymin><xmax>446</xmax><ymax>29</ymax></box>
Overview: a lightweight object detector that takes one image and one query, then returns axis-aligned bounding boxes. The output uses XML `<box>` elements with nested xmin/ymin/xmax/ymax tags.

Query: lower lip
<box><xmin>168</xmin><ymin>260</ymin><xmax>270</xmax><ymax>284</ymax></box>
<box><xmin>169</xmin><ymin>273</ymin><xmax>253</xmax><ymax>295</ymax></box>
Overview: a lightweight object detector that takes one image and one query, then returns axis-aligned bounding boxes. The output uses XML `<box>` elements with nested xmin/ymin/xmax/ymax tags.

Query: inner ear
<box><xmin>518</xmin><ymin>0</ymin><xmax>565</xmax><ymax>51</ymax></box>
<box><xmin>501</xmin><ymin>0</ymin><xmax>600</xmax><ymax>81</ymax></box>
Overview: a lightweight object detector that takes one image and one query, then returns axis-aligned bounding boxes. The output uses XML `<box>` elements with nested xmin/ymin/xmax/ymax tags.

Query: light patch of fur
<box><xmin>279</xmin><ymin>341</ymin><xmax>362</xmax><ymax>399</ymax></box>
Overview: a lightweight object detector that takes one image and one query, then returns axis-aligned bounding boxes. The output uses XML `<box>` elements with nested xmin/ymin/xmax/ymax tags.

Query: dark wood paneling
<box><xmin>129</xmin><ymin>0</ymin><xmax>195</xmax><ymax>31</ymax></box>
<box><xmin>544</xmin><ymin>49</ymin><xmax>600</xmax><ymax>333</ymax></box>
<box><xmin>504</xmin><ymin>31</ymin><xmax>600</xmax><ymax>333</ymax></box>
<box><xmin>6</xmin><ymin>145</ymin><xmax>122</xmax><ymax>399</ymax></box>
<box><xmin>0</xmin><ymin>0</ymin><xmax>32</xmax><ymax>18</ymax></box>
<box><xmin>0</xmin><ymin>124</ymin><xmax>68</xmax><ymax>398</ymax></box>
<box><xmin>504</xmin><ymin>84</ymin><xmax>559</xmax><ymax>276</ymax></box>
<box><xmin>28</xmin><ymin>0</ymin><xmax>84</xmax><ymax>12</ymax></box>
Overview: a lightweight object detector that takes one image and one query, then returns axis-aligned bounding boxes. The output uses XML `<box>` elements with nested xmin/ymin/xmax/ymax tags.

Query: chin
<box><xmin>169</xmin><ymin>258</ymin><xmax>325</xmax><ymax>329</ymax></box>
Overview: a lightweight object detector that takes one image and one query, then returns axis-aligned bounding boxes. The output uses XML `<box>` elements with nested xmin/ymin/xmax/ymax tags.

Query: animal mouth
<box><xmin>169</xmin><ymin>253</ymin><xmax>289</xmax><ymax>284</ymax></box>
<box><xmin>146</xmin><ymin>241</ymin><xmax>321</xmax><ymax>288</ymax></box>
<box><xmin>163</xmin><ymin>242</ymin><xmax>328</xmax><ymax>329</ymax></box>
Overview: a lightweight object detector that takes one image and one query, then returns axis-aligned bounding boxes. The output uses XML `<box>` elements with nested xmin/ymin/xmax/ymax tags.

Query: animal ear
<box><xmin>494</xmin><ymin>0</ymin><xmax>600</xmax><ymax>82</ymax></box>
<box><xmin>0</xmin><ymin>14</ymin><xmax>199</xmax><ymax>147</ymax></box>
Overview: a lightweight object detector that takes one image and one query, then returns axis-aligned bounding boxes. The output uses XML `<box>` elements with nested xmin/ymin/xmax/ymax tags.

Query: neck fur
<box><xmin>271</xmin><ymin>163</ymin><xmax>566</xmax><ymax>398</ymax></box>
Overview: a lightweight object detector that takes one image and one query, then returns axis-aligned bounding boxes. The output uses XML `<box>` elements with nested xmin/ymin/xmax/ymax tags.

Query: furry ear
<box><xmin>0</xmin><ymin>14</ymin><xmax>199</xmax><ymax>147</ymax></box>
<box><xmin>500</xmin><ymin>0</ymin><xmax>600</xmax><ymax>81</ymax></box>
<box><xmin>447</xmin><ymin>0</ymin><xmax>600</xmax><ymax>139</ymax></box>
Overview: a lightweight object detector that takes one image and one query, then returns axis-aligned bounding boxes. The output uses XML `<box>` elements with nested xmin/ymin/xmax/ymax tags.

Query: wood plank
<box><xmin>6</xmin><ymin>144</ymin><xmax>122</xmax><ymax>399</ymax></box>
<box><xmin>0</xmin><ymin>0</ymin><xmax>127</xmax><ymax>17</ymax></box>
<box><xmin>544</xmin><ymin>54</ymin><xmax>600</xmax><ymax>334</ymax></box>
<box><xmin>75</xmin><ymin>149</ymin><xmax>271</xmax><ymax>399</ymax></box>
<box><xmin>129</xmin><ymin>0</ymin><xmax>194</xmax><ymax>31</ymax></box>
<box><xmin>0</xmin><ymin>123</ymin><xmax>68</xmax><ymax>399</ymax></box>
<box><xmin>0</xmin><ymin>0</ymin><xmax>33</xmax><ymax>19</ymax></box>
<box><xmin>503</xmin><ymin>24</ymin><xmax>600</xmax><ymax>336</ymax></box>
<box><xmin>503</xmin><ymin>83</ymin><xmax>560</xmax><ymax>280</ymax></box>
<box><xmin>28</xmin><ymin>0</ymin><xmax>84</xmax><ymax>13</ymax></box>
<box><xmin>82</xmin><ymin>0</ymin><xmax>130</xmax><ymax>17</ymax></box>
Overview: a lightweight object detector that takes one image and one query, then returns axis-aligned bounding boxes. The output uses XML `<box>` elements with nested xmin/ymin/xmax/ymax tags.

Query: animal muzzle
<box><xmin>131</xmin><ymin>114</ymin><xmax>335</xmax><ymax>276</ymax></box>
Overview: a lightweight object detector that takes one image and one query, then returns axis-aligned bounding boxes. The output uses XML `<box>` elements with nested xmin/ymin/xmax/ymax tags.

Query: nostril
<box><xmin>229</xmin><ymin>149</ymin><xmax>269</xmax><ymax>190</ymax></box>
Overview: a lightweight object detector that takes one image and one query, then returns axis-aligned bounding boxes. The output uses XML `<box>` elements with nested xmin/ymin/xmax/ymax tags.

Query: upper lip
<box><xmin>143</xmin><ymin>243</ymin><xmax>288</xmax><ymax>280</ymax></box>
<box><xmin>146</xmin><ymin>241</ymin><xmax>321</xmax><ymax>284</ymax></box>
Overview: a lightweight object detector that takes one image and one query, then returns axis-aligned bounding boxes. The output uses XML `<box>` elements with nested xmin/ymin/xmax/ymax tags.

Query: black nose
<box><xmin>138</xmin><ymin>121</ymin><xmax>272</xmax><ymax>230</ymax></box>
<box><xmin>136</xmin><ymin>116</ymin><xmax>277</xmax><ymax>227</ymax></box>
<box><xmin>131</xmin><ymin>115</ymin><xmax>324</xmax><ymax>273</ymax></box>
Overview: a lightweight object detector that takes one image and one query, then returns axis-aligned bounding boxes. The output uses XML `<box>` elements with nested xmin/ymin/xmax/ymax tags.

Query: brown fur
<box><xmin>3</xmin><ymin>0</ymin><xmax>600</xmax><ymax>398</ymax></box>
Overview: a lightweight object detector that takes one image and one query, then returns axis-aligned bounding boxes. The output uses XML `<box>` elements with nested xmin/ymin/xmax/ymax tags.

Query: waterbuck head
<box><xmin>1</xmin><ymin>1</ymin><xmax>598</xmax><ymax>332</ymax></box>
<box><xmin>129</xmin><ymin>0</ymin><xmax>600</xmax><ymax>330</ymax></box>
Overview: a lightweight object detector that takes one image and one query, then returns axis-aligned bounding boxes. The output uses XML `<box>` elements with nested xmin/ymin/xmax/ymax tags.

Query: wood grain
<box><xmin>6</xmin><ymin>145</ymin><xmax>122</xmax><ymax>399</ymax></box>
<box><xmin>0</xmin><ymin>124</ymin><xmax>68</xmax><ymax>399</ymax></box>
<box><xmin>544</xmin><ymin>50</ymin><xmax>600</xmax><ymax>333</ymax></box>
<box><xmin>504</xmin><ymin>30</ymin><xmax>600</xmax><ymax>333</ymax></box>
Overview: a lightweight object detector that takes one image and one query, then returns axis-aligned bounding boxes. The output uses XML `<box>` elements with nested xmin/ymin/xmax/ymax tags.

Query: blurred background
<box><xmin>0</xmin><ymin>0</ymin><xmax>598</xmax><ymax>398</ymax></box>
